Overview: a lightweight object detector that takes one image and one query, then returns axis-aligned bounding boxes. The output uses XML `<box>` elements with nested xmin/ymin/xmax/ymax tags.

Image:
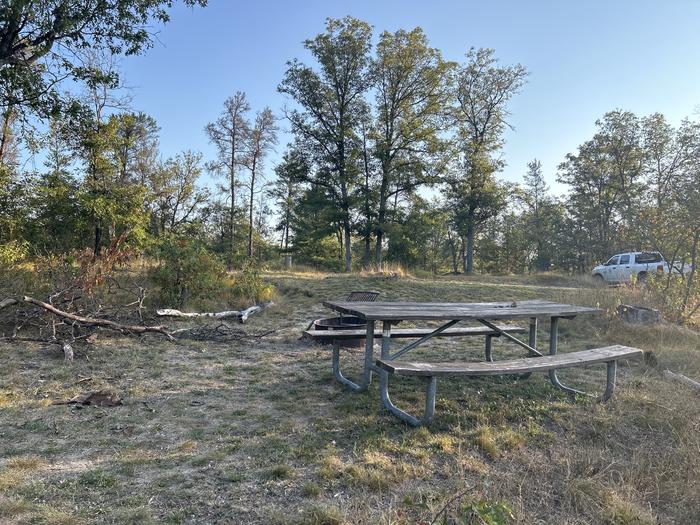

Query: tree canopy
<box><xmin>0</xmin><ymin>0</ymin><xmax>206</xmax><ymax>118</ymax></box>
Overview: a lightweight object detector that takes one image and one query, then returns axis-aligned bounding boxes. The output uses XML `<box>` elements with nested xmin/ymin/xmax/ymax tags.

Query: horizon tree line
<box><xmin>1</xmin><ymin>13</ymin><xmax>698</xmax><ymax>291</ymax></box>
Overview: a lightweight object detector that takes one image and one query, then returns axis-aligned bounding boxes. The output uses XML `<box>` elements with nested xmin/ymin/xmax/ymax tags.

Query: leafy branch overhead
<box><xmin>0</xmin><ymin>0</ymin><xmax>207</xmax><ymax>116</ymax></box>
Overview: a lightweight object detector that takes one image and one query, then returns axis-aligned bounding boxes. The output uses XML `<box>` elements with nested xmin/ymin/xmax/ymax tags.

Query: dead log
<box><xmin>156</xmin><ymin>302</ymin><xmax>272</xmax><ymax>324</ymax></box>
<box><xmin>156</xmin><ymin>308</ymin><xmax>241</xmax><ymax>319</ymax></box>
<box><xmin>663</xmin><ymin>370</ymin><xmax>700</xmax><ymax>391</ymax></box>
<box><xmin>239</xmin><ymin>305</ymin><xmax>261</xmax><ymax>323</ymax></box>
<box><xmin>21</xmin><ymin>296</ymin><xmax>175</xmax><ymax>341</ymax></box>
<box><xmin>0</xmin><ymin>298</ymin><xmax>18</xmax><ymax>309</ymax></box>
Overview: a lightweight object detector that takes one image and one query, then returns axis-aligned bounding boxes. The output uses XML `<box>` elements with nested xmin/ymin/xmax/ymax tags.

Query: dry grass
<box><xmin>0</xmin><ymin>270</ymin><xmax>699</xmax><ymax>524</ymax></box>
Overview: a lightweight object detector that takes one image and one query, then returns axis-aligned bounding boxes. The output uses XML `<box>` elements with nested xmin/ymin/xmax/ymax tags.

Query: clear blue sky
<box><xmin>119</xmin><ymin>0</ymin><xmax>700</xmax><ymax>195</ymax></box>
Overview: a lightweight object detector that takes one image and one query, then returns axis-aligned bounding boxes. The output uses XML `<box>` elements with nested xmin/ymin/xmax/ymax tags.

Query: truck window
<box><xmin>635</xmin><ymin>252</ymin><xmax>662</xmax><ymax>264</ymax></box>
<box><xmin>619</xmin><ymin>254</ymin><xmax>630</xmax><ymax>264</ymax></box>
<box><xmin>605</xmin><ymin>256</ymin><xmax>619</xmax><ymax>266</ymax></box>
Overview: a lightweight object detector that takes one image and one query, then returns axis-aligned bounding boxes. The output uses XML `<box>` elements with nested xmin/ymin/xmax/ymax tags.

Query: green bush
<box><xmin>150</xmin><ymin>236</ymin><xmax>225</xmax><ymax>308</ymax></box>
<box><xmin>228</xmin><ymin>260</ymin><xmax>275</xmax><ymax>307</ymax></box>
<box><xmin>0</xmin><ymin>239</ymin><xmax>29</xmax><ymax>267</ymax></box>
<box><xmin>644</xmin><ymin>273</ymin><xmax>700</xmax><ymax>325</ymax></box>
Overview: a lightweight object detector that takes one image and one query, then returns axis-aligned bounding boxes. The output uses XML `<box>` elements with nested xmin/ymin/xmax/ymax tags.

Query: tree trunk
<box><xmin>536</xmin><ymin>239</ymin><xmax>546</xmax><ymax>272</ymax></box>
<box><xmin>450</xmin><ymin>243</ymin><xmax>458</xmax><ymax>274</ymax></box>
<box><xmin>94</xmin><ymin>224</ymin><xmax>102</xmax><ymax>257</ymax></box>
<box><xmin>374</xmin><ymin>230</ymin><xmax>384</xmax><ymax>269</ymax></box>
<box><xmin>0</xmin><ymin>107</ymin><xmax>14</xmax><ymax>164</ymax></box>
<box><xmin>247</xmin><ymin>158</ymin><xmax>256</xmax><ymax>258</ymax></box>
<box><xmin>465</xmin><ymin>220</ymin><xmax>475</xmax><ymax>275</ymax></box>
<box><xmin>336</xmin><ymin>228</ymin><xmax>344</xmax><ymax>266</ymax></box>
<box><xmin>363</xmin><ymin>234</ymin><xmax>371</xmax><ymax>270</ymax></box>
<box><xmin>343</xmin><ymin>219</ymin><xmax>352</xmax><ymax>272</ymax></box>
<box><xmin>229</xmin><ymin>138</ymin><xmax>237</xmax><ymax>270</ymax></box>
<box><xmin>361</xmin><ymin>129</ymin><xmax>372</xmax><ymax>270</ymax></box>
<box><xmin>374</xmin><ymin>173</ymin><xmax>389</xmax><ymax>268</ymax></box>
<box><xmin>338</xmin><ymin>156</ymin><xmax>351</xmax><ymax>272</ymax></box>
<box><xmin>283</xmin><ymin>210</ymin><xmax>290</xmax><ymax>252</ymax></box>
<box><xmin>446</xmin><ymin>230</ymin><xmax>458</xmax><ymax>274</ymax></box>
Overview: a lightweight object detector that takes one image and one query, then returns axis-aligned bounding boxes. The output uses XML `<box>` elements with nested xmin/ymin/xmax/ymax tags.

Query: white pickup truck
<box><xmin>591</xmin><ymin>251</ymin><xmax>670</xmax><ymax>283</ymax></box>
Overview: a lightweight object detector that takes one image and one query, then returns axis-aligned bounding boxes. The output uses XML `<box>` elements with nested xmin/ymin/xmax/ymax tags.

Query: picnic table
<box><xmin>312</xmin><ymin>299</ymin><xmax>643</xmax><ymax>426</ymax></box>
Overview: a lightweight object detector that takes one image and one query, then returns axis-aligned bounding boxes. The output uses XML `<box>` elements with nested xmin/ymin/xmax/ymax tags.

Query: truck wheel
<box><xmin>593</xmin><ymin>274</ymin><xmax>604</xmax><ymax>286</ymax></box>
<box><xmin>637</xmin><ymin>272</ymin><xmax>647</xmax><ymax>284</ymax></box>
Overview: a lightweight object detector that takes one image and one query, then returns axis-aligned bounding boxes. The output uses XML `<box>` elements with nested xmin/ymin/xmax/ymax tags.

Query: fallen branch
<box><xmin>663</xmin><ymin>370</ymin><xmax>700</xmax><ymax>391</ymax></box>
<box><xmin>172</xmin><ymin>322</ymin><xmax>275</xmax><ymax>342</ymax></box>
<box><xmin>239</xmin><ymin>305</ymin><xmax>262</xmax><ymax>323</ymax></box>
<box><xmin>52</xmin><ymin>390</ymin><xmax>123</xmax><ymax>407</ymax></box>
<box><xmin>156</xmin><ymin>308</ymin><xmax>241</xmax><ymax>319</ymax></box>
<box><xmin>156</xmin><ymin>302</ymin><xmax>272</xmax><ymax>324</ymax></box>
<box><xmin>2</xmin><ymin>296</ymin><xmax>276</xmax><ymax>344</ymax></box>
<box><xmin>21</xmin><ymin>296</ymin><xmax>175</xmax><ymax>341</ymax></box>
<box><xmin>0</xmin><ymin>298</ymin><xmax>18</xmax><ymax>309</ymax></box>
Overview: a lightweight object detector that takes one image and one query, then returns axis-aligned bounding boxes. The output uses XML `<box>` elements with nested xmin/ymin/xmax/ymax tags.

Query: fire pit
<box><xmin>313</xmin><ymin>316</ymin><xmax>367</xmax><ymax>348</ymax></box>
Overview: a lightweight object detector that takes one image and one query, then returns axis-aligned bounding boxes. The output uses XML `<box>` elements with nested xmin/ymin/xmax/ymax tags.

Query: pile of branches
<box><xmin>0</xmin><ymin>289</ymin><xmax>273</xmax><ymax>360</ymax></box>
<box><xmin>0</xmin><ymin>239</ymin><xmax>273</xmax><ymax>356</ymax></box>
<box><xmin>0</xmin><ymin>293</ymin><xmax>175</xmax><ymax>344</ymax></box>
<box><xmin>172</xmin><ymin>322</ymin><xmax>275</xmax><ymax>342</ymax></box>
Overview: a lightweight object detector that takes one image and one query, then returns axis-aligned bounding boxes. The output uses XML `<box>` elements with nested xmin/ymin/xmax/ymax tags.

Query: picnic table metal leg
<box><xmin>515</xmin><ymin>317</ymin><xmax>539</xmax><ymax>379</ymax></box>
<box><xmin>484</xmin><ymin>335</ymin><xmax>493</xmax><ymax>362</ymax></box>
<box><xmin>331</xmin><ymin>320</ymin><xmax>375</xmax><ymax>392</ymax></box>
<box><xmin>548</xmin><ymin>316</ymin><xmax>586</xmax><ymax>396</ymax></box>
<box><xmin>528</xmin><ymin>317</ymin><xmax>538</xmax><ymax>354</ymax></box>
<box><xmin>546</xmin><ymin>317</ymin><xmax>620</xmax><ymax>401</ymax></box>
<box><xmin>380</xmin><ymin>371</ymin><xmax>437</xmax><ymax>427</ymax></box>
<box><xmin>363</xmin><ymin>320</ymin><xmax>375</xmax><ymax>387</ymax></box>
<box><xmin>602</xmin><ymin>361</ymin><xmax>617</xmax><ymax>401</ymax></box>
<box><xmin>380</xmin><ymin>320</ymin><xmax>392</xmax><ymax>359</ymax></box>
<box><xmin>378</xmin><ymin>320</ymin><xmax>437</xmax><ymax>426</ymax></box>
<box><xmin>332</xmin><ymin>341</ymin><xmax>364</xmax><ymax>392</ymax></box>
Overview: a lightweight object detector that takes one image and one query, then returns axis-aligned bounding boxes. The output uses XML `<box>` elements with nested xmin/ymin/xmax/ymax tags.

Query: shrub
<box><xmin>75</xmin><ymin>232</ymin><xmax>137</xmax><ymax>293</ymax></box>
<box><xmin>0</xmin><ymin>239</ymin><xmax>28</xmax><ymax>267</ymax></box>
<box><xmin>227</xmin><ymin>260</ymin><xmax>274</xmax><ymax>307</ymax></box>
<box><xmin>644</xmin><ymin>273</ymin><xmax>700</xmax><ymax>325</ymax></box>
<box><xmin>150</xmin><ymin>236</ymin><xmax>225</xmax><ymax>307</ymax></box>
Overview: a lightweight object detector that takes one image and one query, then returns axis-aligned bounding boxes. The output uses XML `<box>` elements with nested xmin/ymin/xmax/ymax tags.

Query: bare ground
<box><xmin>1</xmin><ymin>272</ymin><xmax>699</xmax><ymax>524</ymax></box>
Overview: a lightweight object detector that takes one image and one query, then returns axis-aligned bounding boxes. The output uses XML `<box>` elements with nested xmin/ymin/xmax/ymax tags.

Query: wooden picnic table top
<box><xmin>322</xmin><ymin>299</ymin><xmax>601</xmax><ymax>321</ymax></box>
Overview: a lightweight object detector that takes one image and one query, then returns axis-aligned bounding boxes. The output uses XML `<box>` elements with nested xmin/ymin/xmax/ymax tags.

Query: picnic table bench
<box><xmin>305</xmin><ymin>324</ymin><xmax>527</xmax><ymax>391</ymax></box>
<box><xmin>377</xmin><ymin>345</ymin><xmax>643</xmax><ymax>425</ymax></box>
<box><xmin>312</xmin><ymin>299</ymin><xmax>644</xmax><ymax>426</ymax></box>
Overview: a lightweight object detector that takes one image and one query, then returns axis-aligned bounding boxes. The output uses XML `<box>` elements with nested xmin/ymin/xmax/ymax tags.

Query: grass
<box><xmin>0</xmin><ymin>270</ymin><xmax>699</xmax><ymax>523</ymax></box>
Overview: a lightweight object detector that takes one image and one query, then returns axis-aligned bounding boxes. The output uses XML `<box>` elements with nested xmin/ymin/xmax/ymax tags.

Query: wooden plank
<box><xmin>376</xmin><ymin>345</ymin><xmax>644</xmax><ymax>377</ymax></box>
<box><xmin>304</xmin><ymin>325</ymin><xmax>526</xmax><ymax>340</ymax></box>
<box><xmin>322</xmin><ymin>299</ymin><xmax>601</xmax><ymax>321</ymax></box>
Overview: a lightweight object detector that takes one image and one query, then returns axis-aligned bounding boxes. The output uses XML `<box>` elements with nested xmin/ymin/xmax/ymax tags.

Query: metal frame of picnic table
<box><xmin>322</xmin><ymin>300</ymin><xmax>603</xmax><ymax>425</ymax></box>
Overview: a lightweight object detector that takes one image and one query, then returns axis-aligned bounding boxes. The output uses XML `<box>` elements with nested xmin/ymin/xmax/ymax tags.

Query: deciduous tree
<box><xmin>148</xmin><ymin>151</ymin><xmax>209</xmax><ymax>234</ymax></box>
<box><xmin>205</xmin><ymin>92</ymin><xmax>250</xmax><ymax>268</ymax></box>
<box><xmin>243</xmin><ymin>107</ymin><xmax>278</xmax><ymax>257</ymax></box>
<box><xmin>279</xmin><ymin>16</ymin><xmax>373</xmax><ymax>272</ymax></box>
<box><xmin>0</xmin><ymin>0</ymin><xmax>206</xmax><ymax>119</ymax></box>
<box><xmin>449</xmin><ymin>48</ymin><xmax>527</xmax><ymax>274</ymax></box>
<box><xmin>269</xmin><ymin>149</ymin><xmax>308</xmax><ymax>254</ymax></box>
<box><xmin>371</xmin><ymin>27</ymin><xmax>452</xmax><ymax>267</ymax></box>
